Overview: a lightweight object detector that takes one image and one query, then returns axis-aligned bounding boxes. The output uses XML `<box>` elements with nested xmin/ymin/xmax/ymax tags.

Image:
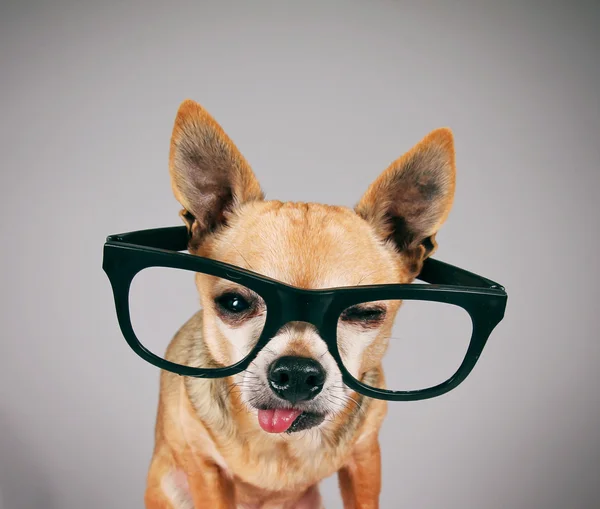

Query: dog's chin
<box><xmin>252</xmin><ymin>404</ymin><xmax>327</xmax><ymax>434</ymax></box>
<box><xmin>283</xmin><ymin>410</ymin><xmax>326</xmax><ymax>434</ymax></box>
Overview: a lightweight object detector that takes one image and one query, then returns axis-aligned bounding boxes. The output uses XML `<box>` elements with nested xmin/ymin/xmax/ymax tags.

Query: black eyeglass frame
<box><xmin>102</xmin><ymin>226</ymin><xmax>507</xmax><ymax>402</ymax></box>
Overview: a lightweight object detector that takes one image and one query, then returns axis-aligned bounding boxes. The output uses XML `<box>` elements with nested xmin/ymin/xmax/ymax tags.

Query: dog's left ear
<box><xmin>355</xmin><ymin>128</ymin><xmax>456</xmax><ymax>263</ymax></box>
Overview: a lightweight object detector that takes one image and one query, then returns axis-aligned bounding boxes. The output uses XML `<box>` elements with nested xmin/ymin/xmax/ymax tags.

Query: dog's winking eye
<box><xmin>341</xmin><ymin>305</ymin><xmax>387</xmax><ymax>324</ymax></box>
<box><xmin>215</xmin><ymin>292</ymin><xmax>253</xmax><ymax>314</ymax></box>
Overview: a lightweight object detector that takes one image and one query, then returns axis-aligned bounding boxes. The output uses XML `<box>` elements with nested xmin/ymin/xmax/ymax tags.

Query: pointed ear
<box><xmin>355</xmin><ymin>128</ymin><xmax>456</xmax><ymax>260</ymax></box>
<box><xmin>169</xmin><ymin>99</ymin><xmax>264</xmax><ymax>242</ymax></box>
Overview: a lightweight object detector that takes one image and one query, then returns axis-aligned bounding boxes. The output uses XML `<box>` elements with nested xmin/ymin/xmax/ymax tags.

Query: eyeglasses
<box><xmin>102</xmin><ymin>226</ymin><xmax>507</xmax><ymax>402</ymax></box>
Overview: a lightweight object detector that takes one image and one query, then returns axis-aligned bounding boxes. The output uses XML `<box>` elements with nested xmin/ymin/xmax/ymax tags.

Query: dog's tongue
<box><xmin>258</xmin><ymin>408</ymin><xmax>302</xmax><ymax>433</ymax></box>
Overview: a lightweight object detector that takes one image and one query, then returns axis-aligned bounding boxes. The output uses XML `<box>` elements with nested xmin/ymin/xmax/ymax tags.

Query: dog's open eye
<box><xmin>341</xmin><ymin>305</ymin><xmax>387</xmax><ymax>324</ymax></box>
<box><xmin>215</xmin><ymin>292</ymin><xmax>252</xmax><ymax>314</ymax></box>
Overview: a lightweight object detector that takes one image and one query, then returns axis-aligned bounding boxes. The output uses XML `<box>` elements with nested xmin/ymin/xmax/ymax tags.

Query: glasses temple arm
<box><xmin>106</xmin><ymin>226</ymin><xmax>189</xmax><ymax>252</ymax></box>
<box><xmin>418</xmin><ymin>258</ymin><xmax>504</xmax><ymax>290</ymax></box>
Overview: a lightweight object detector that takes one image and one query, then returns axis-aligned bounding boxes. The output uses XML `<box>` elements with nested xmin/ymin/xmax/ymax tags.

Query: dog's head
<box><xmin>169</xmin><ymin>100</ymin><xmax>455</xmax><ymax>435</ymax></box>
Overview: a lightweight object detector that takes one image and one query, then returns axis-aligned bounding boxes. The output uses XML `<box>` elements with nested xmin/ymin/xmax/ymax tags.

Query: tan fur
<box><xmin>145</xmin><ymin>100</ymin><xmax>456</xmax><ymax>508</ymax></box>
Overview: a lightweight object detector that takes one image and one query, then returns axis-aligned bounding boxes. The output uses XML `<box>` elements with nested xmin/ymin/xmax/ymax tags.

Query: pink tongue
<box><xmin>258</xmin><ymin>408</ymin><xmax>302</xmax><ymax>433</ymax></box>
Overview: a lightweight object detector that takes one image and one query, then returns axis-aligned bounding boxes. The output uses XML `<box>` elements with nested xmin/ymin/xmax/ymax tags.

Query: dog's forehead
<box><xmin>210</xmin><ymin>201</ymin><xmax>402</xmax><ymax>288</ymax></box>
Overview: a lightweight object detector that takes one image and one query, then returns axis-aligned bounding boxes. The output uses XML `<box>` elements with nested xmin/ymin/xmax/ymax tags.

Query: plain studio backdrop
<box><xmin>1</xmin><ymin>1</ymin><xmax>599</xmax><ymax>508</ymax></box>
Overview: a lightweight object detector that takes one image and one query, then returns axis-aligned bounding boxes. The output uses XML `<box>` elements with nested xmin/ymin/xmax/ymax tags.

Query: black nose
<box><xmin>268</xmin><ymin>356</ymin><xmax>326</xmax><ymax>403</ymax></box>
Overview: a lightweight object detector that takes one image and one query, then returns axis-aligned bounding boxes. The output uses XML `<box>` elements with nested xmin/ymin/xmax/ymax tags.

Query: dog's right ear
<box><xmin>169</xmin><ymin>99</ymin><xmax>264</xmax><ymax>244</ymax></box>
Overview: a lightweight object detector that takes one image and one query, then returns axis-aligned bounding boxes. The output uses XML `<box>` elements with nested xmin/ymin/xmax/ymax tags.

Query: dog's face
<box><xmin>169</xmin><ymin>100</ymin><xmax>455</xmax><ymax>435</ymax></box>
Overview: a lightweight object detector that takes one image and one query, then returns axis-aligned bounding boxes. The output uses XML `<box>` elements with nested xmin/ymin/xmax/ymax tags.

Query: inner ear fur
<box><xmin>355</xmin><ymin>128</ymin><xmax>456</xmax><ymax>263</ymax></box>
<box><xmin>168</xmin><ymin>99</ymin><xmax>264</xmax><ymax>244</ymax></box>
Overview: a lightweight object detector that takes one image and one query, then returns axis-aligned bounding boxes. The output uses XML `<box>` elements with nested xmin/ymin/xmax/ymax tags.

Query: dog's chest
<box><xmin>161</xmin><ymin>467</ymin><xmax>325</xmax><ymax>509</ymax></box>
<box><xmin>233</xmin><ymin>480</ymin><xmax>324</xmax><ymax>509</ymax></box>
<box><xmin>229</xmin><ymin>436</ymin><xmax>334</xmax><ymax>490</ymax></box>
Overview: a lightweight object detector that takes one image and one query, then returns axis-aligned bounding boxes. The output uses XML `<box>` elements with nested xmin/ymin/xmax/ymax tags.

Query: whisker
<box><xmin>232</xmin><ymin>246</ymin><xmax>256</xmax><ymax>272</ymax></box>
<box><xmin>355</xmin><ymin>270</ymin><xmax>380</xmax><ymax>286</ymax></box>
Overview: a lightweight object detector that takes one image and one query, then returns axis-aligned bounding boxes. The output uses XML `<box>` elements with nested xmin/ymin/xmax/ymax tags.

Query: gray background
<box><xmin>1</xmin><ymin>1</ymin><xmax>599</xmax><ymax>508</ymax></box>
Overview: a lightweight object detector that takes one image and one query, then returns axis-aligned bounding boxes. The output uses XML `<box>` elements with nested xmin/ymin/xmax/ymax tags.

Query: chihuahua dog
<box><xmin>144</xmin><ymin>100</ymin><xmax>455</xmax><ymax>509</ymax></box>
